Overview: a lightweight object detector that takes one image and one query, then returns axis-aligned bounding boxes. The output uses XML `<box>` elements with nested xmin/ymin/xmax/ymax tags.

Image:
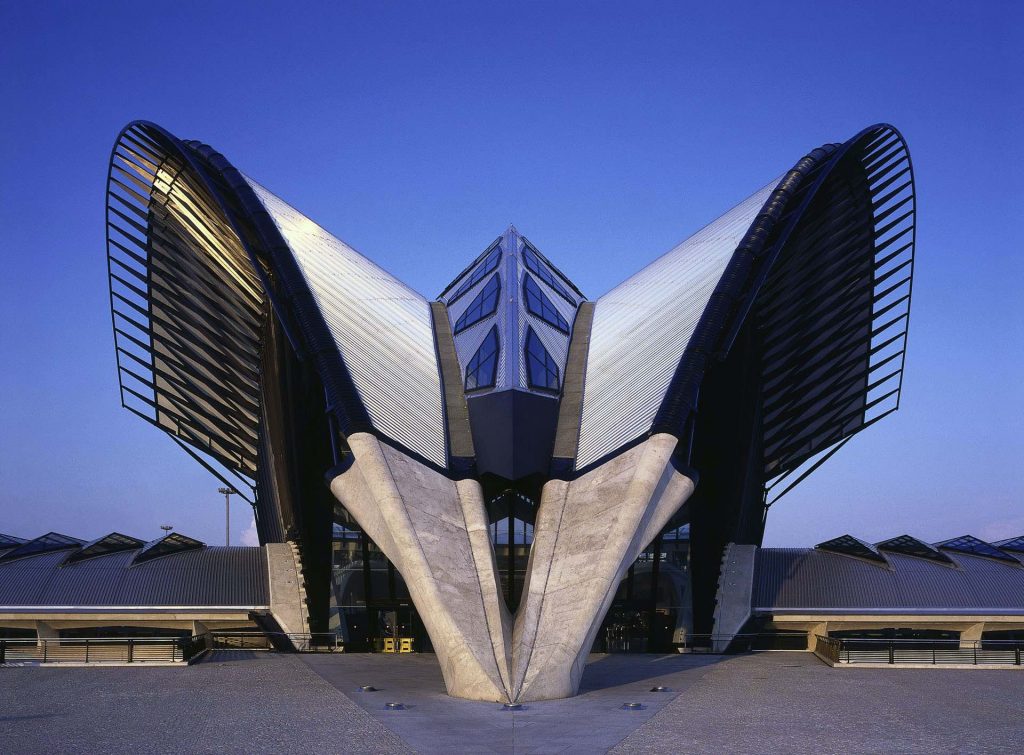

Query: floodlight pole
<box><xmin>218</xmin><ymin>487</ymin><xmax>237</xmax><ymax>546</ymax></box>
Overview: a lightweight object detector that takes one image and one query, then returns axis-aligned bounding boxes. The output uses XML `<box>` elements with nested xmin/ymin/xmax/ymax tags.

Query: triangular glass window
<box><xmin>453</xmin><ymin>274</ymin><xmax>501</xmax><ymax>334</ymax></box>
<box><xmin>448</xmin><ymin>245</ymin><xmax>502</xmax><ymax>304</ymax></box>
<box><xmin>936</xmin><ymin>535</ymin><xmax>1019</xmax><ymax>563</ymax></box>
<box><xmin>133</xmin><ymin>532</ymin><xmax>204</xmax><ymax>565</ymax></box>
<box><xmin>67</xmin><ymin>532</ymin><xmax>145</xmax><ymax>563</ymax></box>
<box><xmin>876</xmin><ymin>535</ymin><xmax>953</xmax><ymax>564</ymax></box>
<box><xmin>523</xmin><ymin>273</ymin><xmax>570</xmax><ymax>333</ymax></box>
<box><xmin>994</xmin><ymin>536</ymin><xmax>1024</xmax><ymax>554</ymax></box>
<box><xmin>525</xmin><ymin>327</ymin><xmax>560</xmax><ymax>392</ymax></box>
<box><xmin>0</xmin><ymin>532</ymin><xmax>85</xmax><ymax>562</ymax></box>
<box><xmin>465</xmin><ymin>326</ymin><xmax>500</xmax><ymax>392</ymax></box>
<box><xmin>816</xmin><ymin>534</ymin><xmax>889</xmax><ymax>565</ymax></box>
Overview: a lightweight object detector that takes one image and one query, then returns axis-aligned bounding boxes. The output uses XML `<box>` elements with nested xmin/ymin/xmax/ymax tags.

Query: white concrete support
<box><xmin>509</xmin><ymin>434</ymin><xmax>695</xmax><ymax>701</ymax></box>
<box><xmin>266</xmin><ymin>542</ymin><xmax>310</xmax><ymax>637</ymax></box>
<box><xmin>329</xmin><ymin>433</ymin><xmax>513</xmax><ymax>702</ymax></box>
<box><xmin>959</xmin><ymin>622</ymin><xmax>985</xmax><ymax>648</ymax></box>
<box><xmin>711</xmin><ymin>543</ymin><xmax>757</xmax><ymax>652</ymax></box>
<box><xmin>329</xmin><ymin>432</ymin><xmax>694</xmax><ymax>702</ymax></box>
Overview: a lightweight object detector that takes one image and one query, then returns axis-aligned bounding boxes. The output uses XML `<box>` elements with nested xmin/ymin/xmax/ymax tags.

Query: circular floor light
<box><xmin>622</xmin><ymin>702</ymin><xmax>644</xmax><ymax>710</ymax></box>
<box><xmin>359</xmin><ymin>685</ymin><xmax>378</xmax><ymax>692</ymax></box>
<box><xmin>385</xmin><ymin>702</ymin><xmax>405</xmax><ymax>710</ymax></box>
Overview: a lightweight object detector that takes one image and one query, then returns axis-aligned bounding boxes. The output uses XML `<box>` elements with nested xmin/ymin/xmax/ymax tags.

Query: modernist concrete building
<box><xmin>103</xmin><ymin>121</ymin><xmax>917</xmax><ymax>701</ymax></box>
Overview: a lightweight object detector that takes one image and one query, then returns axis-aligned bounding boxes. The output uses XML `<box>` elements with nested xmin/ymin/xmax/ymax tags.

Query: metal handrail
<box><xmin>1</xmin><ymin>636</ymin><xmax>187</xmax><ymax>665</ymax></box>
<box><xmin>812</xmin><ymin>635</ymin><xmax>1024</xmax><ymax>666</ymax></box>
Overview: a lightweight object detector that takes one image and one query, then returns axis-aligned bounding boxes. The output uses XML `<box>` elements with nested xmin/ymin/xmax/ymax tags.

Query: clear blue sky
<box><xmin>1</xmin><ymin>1</ymin><xmax>1020</xmax><ymax>547</ymax></box>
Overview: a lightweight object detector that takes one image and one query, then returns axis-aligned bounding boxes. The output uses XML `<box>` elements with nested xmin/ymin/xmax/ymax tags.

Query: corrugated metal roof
<box><xmin>754</xmin><ymin>547</ymin><xmax>1024</xmax><ymax>614</ymax></box>
<box><xmin>576</xmin><ymin>180</ymin><xmax>780</xmax><ymax>468</ymax></box>
<box><xmin>246</xmin><ymin>178</ymin><xmax>448</xmax><ymax>468</ymax></box>
<box><xmin>0</xmin><ymin>546</ymin><xmax>268</xmax><ymax>608</ymax></box>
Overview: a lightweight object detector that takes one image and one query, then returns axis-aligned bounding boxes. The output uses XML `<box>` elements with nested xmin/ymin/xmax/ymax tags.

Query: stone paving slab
<box><xmin>2</xmin><ymin>650</ymin><xmax>1022</xmax><ymax>753</ymax></box>
<box><xmin>0</xmin><ymin>651</ymin><xmax>411</xmax><ymax>754</ymax></box>
<box><xmin>299</xmin><ymin>652</ymin><xmax>737</xmax><ymax>754</ymax></box>
<box><xmin>612</xmin><ymin>652</ymin><xmax>1024</xmax><ymax>754</ymax></box>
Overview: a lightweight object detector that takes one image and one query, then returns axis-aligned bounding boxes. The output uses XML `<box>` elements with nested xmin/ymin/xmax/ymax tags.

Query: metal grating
<box><xmin>106</xmin><ymin>122</ymin><xmax>263</xmax><ymax>499</ymax></box>
<box><xmin>760</xmin><ymin>125</ymin><xmax>915</xmax><ymax>503</ymax></box>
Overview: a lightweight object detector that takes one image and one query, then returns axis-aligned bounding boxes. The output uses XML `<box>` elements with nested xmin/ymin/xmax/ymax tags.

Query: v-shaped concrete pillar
<box><xmin>510</xmin><ymin>434</ymin><xmax>694</xmax><ymax>701</ymax></box>
<box><xmin>329</xmin><ymin>433</ymin><xmax>513</xmax><ymax>701</ymax></box>
<box><xmin>328</xmin><ymin>432</ymin><xmax>694</xmax><ymax>703</ymax></box>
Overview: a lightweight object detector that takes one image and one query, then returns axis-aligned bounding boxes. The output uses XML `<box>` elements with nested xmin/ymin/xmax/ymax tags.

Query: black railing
<box><xmin>814</xmin><ymin>636</ymin><xmax>1024</xmax><ymax>666</ymax></box>
<box><xmin>0</xmin><ymin>637</ymin><xmax>187</xmax><ymax>664</ymax></box>
<box><xmin>0</xmin><ymin>631</ymin><xmax>346</xmax><ymax>666</ymax></box>
<box><xmin>674</xmin><ymin>633</ymin><xmax>808</xmax><ymax>653</ymax></box>
<box><xmin>204</xmin><ymin>631</ymin><xmax>343</xmax><ymax>653</ymax></box>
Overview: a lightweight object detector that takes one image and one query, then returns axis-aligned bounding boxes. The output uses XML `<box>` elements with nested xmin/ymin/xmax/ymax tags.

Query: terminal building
<box><xmin>93</xmin><ymin>119</ymin><xmax>929</xmax><ymax>700</ymax></box>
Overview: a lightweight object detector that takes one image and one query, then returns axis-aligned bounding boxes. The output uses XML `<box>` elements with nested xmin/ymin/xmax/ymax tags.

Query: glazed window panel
<box><xmin>465</xmin><ymin>326</ymin><xmax>500</xmax><ymax>391</ymax></box>
<box><xmin>522</xmin><ymin>245</ymin><xmax>575</xmax><ymax>303</ymax></box>
<box><xmin>448</xmin><ymin>246</ymin><xmax>502</xmax><ymax>304</ymax></box>
<box><xmin>453</xmin><ymin>273</ymin><xmax>501</xmax><ymax>334</ymax></box>
<box><xmin>523</xmin><ymin>273</ymin><xmax>570</xmax><ymax>333</ymax></box>
<box><xmin>525</xmin><ymin>327</ymin><xmax>560</xmax><ymax>392</ymax></box>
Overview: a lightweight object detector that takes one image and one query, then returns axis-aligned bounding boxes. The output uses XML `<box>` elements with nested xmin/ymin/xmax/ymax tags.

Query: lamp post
<box><xmin>218</xmin><ymin>487</ymin><xmax>237</xmax><ymax>546</ymax></box>
<box><xmin>160</xmin><ymin>524</ymin><xmax>173</xmax><ymax>537</ymax></box>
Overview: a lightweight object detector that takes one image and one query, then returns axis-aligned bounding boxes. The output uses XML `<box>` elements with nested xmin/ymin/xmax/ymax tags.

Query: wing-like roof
<box><xmin>245</xmin><ymin>179</ymin><xmax>447</xmax><ymax>467</ymax></box>
<box><xmin>578</xmin><ymin>181</ymin><xmax>778</xmax><ymax>466</ymax></box>
<box><xmin>574</xmin><ymin>124</ymin><xmax>915</xmax><ymax>489</ymax></box>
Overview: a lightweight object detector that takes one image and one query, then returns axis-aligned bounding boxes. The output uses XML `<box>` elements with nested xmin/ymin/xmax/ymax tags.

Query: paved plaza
<box><xmin>0</xmin><ymin>651</ymin><xmax>1021</xmax><ymax>753</ymax></box>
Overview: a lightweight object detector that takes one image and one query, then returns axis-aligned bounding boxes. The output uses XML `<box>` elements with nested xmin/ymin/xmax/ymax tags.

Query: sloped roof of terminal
<box><xmin>754</xmin><ymin>533</ymin><xmax>1024</xmax><ymax>614</ymax></box>
<box><xmin>0</xmin><ymin>531</ymin><xmax>268</xmax><ymax>609</ymax></box>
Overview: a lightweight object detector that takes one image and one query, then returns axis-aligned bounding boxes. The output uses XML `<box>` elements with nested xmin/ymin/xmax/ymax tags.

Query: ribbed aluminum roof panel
<box><xmin>576</xmin><ymin>180</ymin><xmax>780</xmax><ymax>467</ymax></box>
<box><xmin>0</xmin><ymin>547</ymin><xmax>268</xmax><ymax>608</ymax></box>
<box><xmin>246</xmin><ymin>179</ymin><xmax>447</xmax><ymax>467</ymax></box>
<box><xmin>754</xmin><ymin>548</ymin><xmax>1024</xmax><ymax>613</ymax></box>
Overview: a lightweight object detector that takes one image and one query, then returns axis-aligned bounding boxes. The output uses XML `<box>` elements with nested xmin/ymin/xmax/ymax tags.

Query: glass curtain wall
<box><xmin>329</xmin><ymin>507</ymin><xmax>692</xmax><ymax>653</ymax></box>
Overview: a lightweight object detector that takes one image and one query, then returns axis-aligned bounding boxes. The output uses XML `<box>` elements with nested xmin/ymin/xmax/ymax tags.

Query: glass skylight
<box><xmin>0</xmin><ymin>532</ymin><xmax>85</xmax><ymax>562</ymax></box>
<box><xmin>67</xmin><ymin>533</ymin><xmax>145</xmax><ymax>563</ymax></box>
<box><xmin>876</xmin><ymin>535</ymin><xmax>953</xmax><ymax>564</ymax></box>
<box><xmin>936</xmin><ymin>535</ymin><xmax>1018</xmax><ymax>562</ymax></box>
<box><xmin>816</xmin><ymin>534</ymin><xmax>889</xmax><ymax>565</ymax></box>
<box><xmin>133</xmin><ymin>532</ymin><xmax>204</xmax><ymax>564</ymax></box>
